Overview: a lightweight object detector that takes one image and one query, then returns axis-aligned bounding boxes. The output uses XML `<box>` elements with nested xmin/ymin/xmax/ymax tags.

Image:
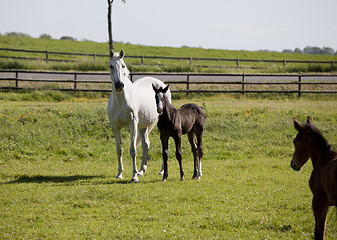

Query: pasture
<box><xmin>1</xmin><ymin>35</ymin><xmax>337</xmax><ymax>73</ymax></box>
<box><xmin>1</xmin><ymin>91</ymin><xmax>337</xmax><ymax>239</ymax></box>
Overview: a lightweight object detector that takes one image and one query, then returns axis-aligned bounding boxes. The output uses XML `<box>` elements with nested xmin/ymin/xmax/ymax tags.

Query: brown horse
<box><xmin>291</xmin><ymin>116</ymin><xmax>337</xmax><ymax>240</ymax></box>
<box><xmin>152</xmin><ymin>84</ymin><xmax>205</xmax><ymax>181</ymax></box>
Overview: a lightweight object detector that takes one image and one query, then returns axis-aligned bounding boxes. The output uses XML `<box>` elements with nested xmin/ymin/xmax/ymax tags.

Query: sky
<box><xmin>1</xmin><ymin>0</ymin><xmax>337</xmax><ymax>52</ymax></box>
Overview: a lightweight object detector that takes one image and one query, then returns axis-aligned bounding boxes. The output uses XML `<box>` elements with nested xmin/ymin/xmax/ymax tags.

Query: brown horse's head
<box><xmin>291</xmin><ymin>117</ymin><xmax>312</xmax><ymax>171</ymax></box>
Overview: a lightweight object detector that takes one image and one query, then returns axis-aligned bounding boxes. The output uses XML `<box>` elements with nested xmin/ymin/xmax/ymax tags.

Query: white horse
<box><xmin>107</xmin><ymin>49</ymin><xmax>171</xmax><ymax>182</ymax></box>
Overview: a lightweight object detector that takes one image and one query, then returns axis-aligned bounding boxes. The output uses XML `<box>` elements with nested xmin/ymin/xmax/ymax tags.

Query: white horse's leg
<box><xmin>138</xmin><ymin>128</ymin><xmax>149</xmax><ymax>176</ymax></box>
<box><xmin>129</xmin><ymin>120</ymin><xmax>139</xmax><ymax>183</ymax></box>
<box><xmin>112</xmin><ymin>127</ymin><xmax>123</xmax><ymax>179</ymax></box>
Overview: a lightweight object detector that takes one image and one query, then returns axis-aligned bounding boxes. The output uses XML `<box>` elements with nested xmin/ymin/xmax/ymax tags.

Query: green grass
<box><xmin>1</xmin><ymin>91</ymin><xmax>337</xmax><ymax>239</ymax></box>
<box><xmin>1</xmin><ymin>35</ymin><xmax>337</xmax><ymax>73</ymax></box>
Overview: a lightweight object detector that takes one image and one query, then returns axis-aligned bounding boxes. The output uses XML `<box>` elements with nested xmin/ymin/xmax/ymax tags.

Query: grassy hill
<box><xmin>0</xmin><ymin>35</ymin><xmax>336</xmax><ymax>73</ymax></box>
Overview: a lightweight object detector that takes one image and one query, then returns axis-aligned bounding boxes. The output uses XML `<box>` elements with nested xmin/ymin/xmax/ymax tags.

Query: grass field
<box><xmin>1</xmin><ymin>35</ymin><xmax>337</xmax><ymax>73</ymax></box>
<box><xmin>1</xmin><ymin>91</ymin><xmax>337</xmax><ymax>239</ymax></box>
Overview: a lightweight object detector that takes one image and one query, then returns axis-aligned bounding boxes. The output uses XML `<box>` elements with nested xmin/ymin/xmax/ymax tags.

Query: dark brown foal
<box><xmin>153</xmin><ymin>84</ymin><xmax>205</xmax><ymax>181</ymax></box>
<box><xmin>291</xmin><ymin>117</ymin><xmax>337</xmax><ymax>240</ymax></box>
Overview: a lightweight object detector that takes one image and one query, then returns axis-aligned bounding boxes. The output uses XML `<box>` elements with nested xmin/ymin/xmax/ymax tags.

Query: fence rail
<box><xmin>1</xmin><ymin>69</ymin><xmax>337</xmax><ymax>97</ymax></box>
<box><xmin>0</xmin><ymin>48</ymin><xmax>335</xmax><ymax>70</ymax></box>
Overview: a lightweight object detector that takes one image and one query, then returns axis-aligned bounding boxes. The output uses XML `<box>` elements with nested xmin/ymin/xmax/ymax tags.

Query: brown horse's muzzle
<box><xmin>291</xmin><ymin>157</ymin><xmax>301</xmax><ymax>171</ymax></box>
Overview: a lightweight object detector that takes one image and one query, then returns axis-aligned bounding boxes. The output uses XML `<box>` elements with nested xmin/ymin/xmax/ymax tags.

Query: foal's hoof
<box><xmin>131</xmin><ymin>178</ymin><xmax>139</xmax><ymax>183</ymax></box>
<box><xmin>158</xmin><ymin>170</ymin><xmax>164</xmax><ymax>175</ymax></box>
<box><xmin>138</xmin><ymin>166</ymin><xmax>147</xmax><ymax>176</ymax></box>
<box><xmin>137</xmin><ymin>170</ymin><xmax>144</xmax><ymax>177</ymax></box>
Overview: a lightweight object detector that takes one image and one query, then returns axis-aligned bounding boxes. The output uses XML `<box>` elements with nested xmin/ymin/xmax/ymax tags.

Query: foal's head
<box><xmin>291</xmin><ymin>116</ymin><xmax>331</xmax><ymax>171</ymax></box>
<box><xmin>109</xmin><ymin>49</ymin><xmax>130</xmax><ymax>92</ymax></box>
<box><xmin>152</xmin><ymin>84</ymin><xmax>170</xmax><ymax>115</ymax></box>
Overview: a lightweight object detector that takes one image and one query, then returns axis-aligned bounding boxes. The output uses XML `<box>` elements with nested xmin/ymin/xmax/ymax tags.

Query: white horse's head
<box><xmin>109</xmin><ymin>49</ymin><xmax>130</xmax><ymax>92</ymax></box>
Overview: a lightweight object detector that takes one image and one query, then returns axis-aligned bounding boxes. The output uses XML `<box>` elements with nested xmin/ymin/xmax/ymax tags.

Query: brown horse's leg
<box><xmin>313</xmin><ymin>195</ymin><xmax>329</xmax><ymax>240</ymax></box>
<box><xmin>188</xmin><ymin>132</ymin><xmax>198</xmax><ymax>179</ymax></box>
<box><xmin>160</xmin><ymin>134</ymin><xmax>169</xmax><ymax>182</ymax></box>
<box><xmin>174</xmin><ymin>135</ymin><xmax>185</xmax><ymax>181</ymax></box>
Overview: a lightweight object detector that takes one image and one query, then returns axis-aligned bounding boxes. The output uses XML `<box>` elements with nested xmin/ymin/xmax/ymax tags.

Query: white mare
<box><xmin>107</xmin><ymin>50</ymin><xmax>171</xmax><ymax>182</ymax></box>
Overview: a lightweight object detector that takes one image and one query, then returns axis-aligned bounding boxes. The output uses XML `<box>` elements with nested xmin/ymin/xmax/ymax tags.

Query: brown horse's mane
<box><xmin>304</xmin><ymin>122</ymin><xmax>334</xmax><ymax>154</ymax></box>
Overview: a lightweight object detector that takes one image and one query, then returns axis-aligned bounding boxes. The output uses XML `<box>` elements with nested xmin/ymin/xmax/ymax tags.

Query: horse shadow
<box><xmin>5</xmin><ymin>174</ymin><xmax>158</xmax><ymax>185</ymax></box>
<box><xmin>5</xmin><ymin>174</ymin><xmax>103</xmax><ymax>184</ymax></box>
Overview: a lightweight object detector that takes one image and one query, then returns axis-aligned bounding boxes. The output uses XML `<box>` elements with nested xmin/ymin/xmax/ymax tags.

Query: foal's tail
<box><xmin>136</xmin><ymin>121</ymin><xmax>157</xmax><ymax>147</ymax></box>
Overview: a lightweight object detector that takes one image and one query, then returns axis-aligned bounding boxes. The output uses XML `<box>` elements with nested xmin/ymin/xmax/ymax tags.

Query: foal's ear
<box><xmin>163</xmin><ymin>84</ymin><xmax>170</xmax><ymax>93</ymax></box>
<box><xmin>120</xmin><ymin>49</ymin><xmax>125</xmax><ymax>58</ymax></box>
<box><xmin>293</xmin><ymin>117</ymin><xmax>304</xmax><ymax>131</ymax></box>
<box><xmin>109</xmin><ymin>49</ymin><xmax>114</xmax><ymax>59</ymax></box>
<box><xmin>152</xmin><ymin>84</ymin><xmax>158</xmax><ymax>93</ymax></box>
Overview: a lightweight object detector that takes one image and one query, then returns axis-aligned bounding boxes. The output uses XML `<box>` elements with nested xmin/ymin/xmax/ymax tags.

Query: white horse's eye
<box><xmin>122</xmin><ymin>65</ymin><xmax>126</xmax><ymax>68</ymax></box>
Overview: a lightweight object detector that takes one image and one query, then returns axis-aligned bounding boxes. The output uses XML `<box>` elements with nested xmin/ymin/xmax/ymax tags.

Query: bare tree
<box><xmin>107</xmin><ymin>0</ymin><xmax>126</xmax><ymax>52</ymax></box>
<box><xmin>107</xmin><ymin>0</ymin><xmax>114</xmax><ymax>52</ymax></box>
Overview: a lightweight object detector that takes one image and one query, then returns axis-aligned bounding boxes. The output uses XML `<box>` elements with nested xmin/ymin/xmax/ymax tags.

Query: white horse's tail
<box><xmin>136</xmin><ymin>120</ymin><xmax>158</xmax><ymax>147</ymax></box>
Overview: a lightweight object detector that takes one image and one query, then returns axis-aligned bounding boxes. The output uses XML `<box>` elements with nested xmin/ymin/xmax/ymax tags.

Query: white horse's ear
<box><xmin>109</xmin><ymin>50</ymin><xmax>114</xmax><ymax>58</ymax></box>
<box><xmin>120</xmin><ymin>49</ymin><xmax>125</xmax><ymax>58</ymax></box>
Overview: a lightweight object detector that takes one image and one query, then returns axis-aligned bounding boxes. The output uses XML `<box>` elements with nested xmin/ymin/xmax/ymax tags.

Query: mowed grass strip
<box><xmin>0</xmin><ymin>92</ymin><xmax>337</xmax><ymax>239</ymax></box>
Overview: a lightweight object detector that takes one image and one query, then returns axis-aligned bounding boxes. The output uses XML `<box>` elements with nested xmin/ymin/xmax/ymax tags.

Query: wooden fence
<box><xmin>0</xmin><ymin>48</ymin><xmax>336</xmax><ymax>70</ymax></box>
<box><xmin>1</xmin><ymin>69</ymin><xmax>337</xmax><ymax>97</ymax></box>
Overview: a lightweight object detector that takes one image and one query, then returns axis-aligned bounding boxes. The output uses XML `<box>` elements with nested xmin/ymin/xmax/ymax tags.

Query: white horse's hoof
<box><xmin>137</xmin><ymin>170</ymin><xmax>144</xmax><ymax>176</ymax></box>
<box><xmin>116</xmin><ymin>173</ymin><xmax>123</xmax><ymax>179</ymax></box>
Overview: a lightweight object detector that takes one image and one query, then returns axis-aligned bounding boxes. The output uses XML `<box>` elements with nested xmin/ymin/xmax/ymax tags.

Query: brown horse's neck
<box><xmin>309</xmin><ymin>134</ymin><xmax>336</xmax><ymax>169</ymax></box>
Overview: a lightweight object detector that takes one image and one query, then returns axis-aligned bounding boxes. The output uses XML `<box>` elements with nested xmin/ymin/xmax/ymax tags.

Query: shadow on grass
<box><xmin>5</xmin><ymin>174</ymin><xmax>158</xmax><ymax>185</ymax></box>
<box><xmin>6</xmin><ymin>174</ymin><xmax>104</xmax><ymax>184</ymax></box>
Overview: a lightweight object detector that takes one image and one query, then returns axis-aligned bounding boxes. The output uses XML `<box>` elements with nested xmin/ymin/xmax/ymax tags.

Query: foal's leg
<box><xmin>138</xmin><ymin>127</ymin><xmax>149</xmax><ymax>176</ymax></box>
<box><xmin>129</xmin><ymin>120</ymin><xmax>139</xmax><ymax>183</ymax></box>
<box><xmin>196</xmin><ymin>127</ymin><xmax>204</xmax><ymax>179</ymax></box>
<box><xmin>174</xmin><ymin>135</ymin><xmax>185</xmax><ymax>181</ymax></box>
<box><xmin>111</xmin><ymin>126</ymin><xmax>123</xmax><ymax>179</ymax></box>
<box><xmin>313</xmin><ymin>196</ymin><xmax>329</xmax><ymax>240</ymax></box>
<box><xmin>187</xmin><ymin>132</ymin><xmax>199</xmax><ymax>179</ymax></box>
<box><xmin>161</xmin><ymin>134</ymin><xmax>169</xmax><ymax>181</ymax></box>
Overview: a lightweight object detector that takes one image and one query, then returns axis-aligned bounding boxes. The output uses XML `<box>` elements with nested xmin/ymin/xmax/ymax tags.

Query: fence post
<box><xmin>236</xmin><ymin>59</ymin><xmax>239</xmax><ymax>69</ymax></box>
<box><xmin>46</xmin><ymin>51</ymin><xmax>49</xmax><ymax>63</ymax></box>
<box><xmin>141</xmin><ymin>56</ymin><xmax>144</xmax><ymax>65</ymax></box>
<box><xmin>186</xmin><ymin>73</ymin><xmax>190</xmax><ymax>95</ymax></box>
<box><xmin>93</xmin><ymin>54</ymin><xmax>96</xmax><ymax>61</ymax></box>
<box><xmin>298</xmin><ymin>74</ymin><xmax>301</xmax><ymax>98</ymax></box>
<box><xmin>189</xmin><ymin>57</ymin><xmax>192</xmax><ymax>67</ymax></box>
<box><xmin>332</xmin><ymin>61</ymin><xmax>335</xmax><ymax>71</ymax></box>
<box><xmin>283</xmin><ymin>60</ymin><xmax>286</xmax><ymax>69</ymax></box>
<box><xmin>15</xmin><ymin>69</ymin><xmax>19</xmax><ymax>88</ymax></box>
<box><xmin>74</xmin><ymin>71</ymin><xmax>77</xmax><ymax>90</ymax></box>
<box><xmin>241</xmin><ymin>73</ymin><xmax>245</xmax><ymax>95</ymax></box>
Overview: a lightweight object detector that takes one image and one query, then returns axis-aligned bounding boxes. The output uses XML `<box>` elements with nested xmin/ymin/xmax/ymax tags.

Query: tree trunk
<box><xmin>107</xmin><ymin>0</ymin><xmax>114</xmax><ymax>52</ymax></box>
